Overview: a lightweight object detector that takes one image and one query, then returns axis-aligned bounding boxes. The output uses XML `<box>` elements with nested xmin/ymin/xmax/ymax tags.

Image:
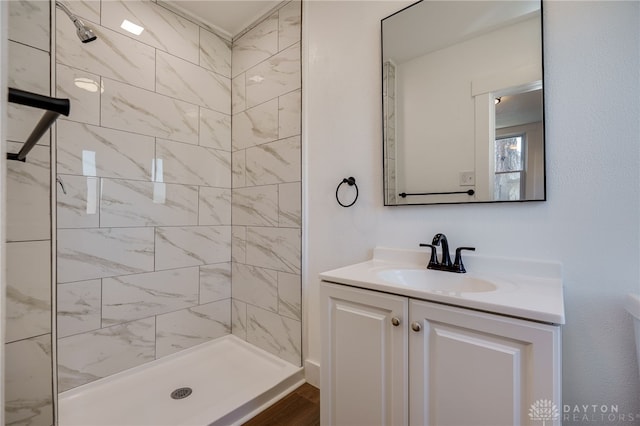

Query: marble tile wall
<box><xmin>5</xmin><ymin>1</ymin><xmax>54</xmax><ymax>425</ymax></box>
<box><xmin>6</xmin><ymin>1</ymin><xmax>302</xmax><ymax>408</ymax></box>
<box><xmin>55</xmin><ymin>0</ymin><xmax>233</xmax><ymax>392</ymax></box>
<box><xmin>383</xmin><ymin>61</ymin><xmax>397</xmax><ymax>204</ymax></box>
<box><xmin>230</xmin><ymin>1</ymin><xmax>303</xmax><ymax>367</ymax></box>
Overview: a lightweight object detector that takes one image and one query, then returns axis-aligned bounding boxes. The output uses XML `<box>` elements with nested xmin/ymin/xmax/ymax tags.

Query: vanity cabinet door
<box><xmin>409</xmin><ymin>299</ymin><xmax>561</xmax><ymax>426</ymax></box>
<box><xmin>320</xmin><ymin>282</ymin><xmax>409</xmax><ymax>426</ymax></box>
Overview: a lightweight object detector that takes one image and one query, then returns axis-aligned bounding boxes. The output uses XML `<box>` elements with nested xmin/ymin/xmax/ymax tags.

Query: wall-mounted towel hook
<box><xmin>336</xmin><ymin>177</ymin><xmax>358</xmax><ymax>207</ymax></box>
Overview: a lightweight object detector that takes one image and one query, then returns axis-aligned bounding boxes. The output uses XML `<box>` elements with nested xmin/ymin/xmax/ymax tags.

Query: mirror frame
<box><xmin>381</xmin><ymin>0</ymin><xmax>547</xmax><ymax>206</ymax></box>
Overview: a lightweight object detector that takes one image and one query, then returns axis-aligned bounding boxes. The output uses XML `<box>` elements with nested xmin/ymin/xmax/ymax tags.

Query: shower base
<box><xmin>58</xmin><ymin>335</ymin><xmax>304</xmax><ymax>426</ymax></box>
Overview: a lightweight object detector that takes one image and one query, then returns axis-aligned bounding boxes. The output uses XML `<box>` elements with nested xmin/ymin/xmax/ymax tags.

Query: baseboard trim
<box><xmin>304</xmin><ymin>359</ymin><xmax>320</xmax><ymax>388</ymax></box>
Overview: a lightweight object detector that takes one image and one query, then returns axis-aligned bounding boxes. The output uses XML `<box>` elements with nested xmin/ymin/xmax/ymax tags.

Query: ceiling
<box><xmin>162</xmin><ymin>0</ymin><xmax>281</xmax><ymax>39</ymax></box>
<box><xmin>496</xmin><ymin>89</ymin><xmax>543</xmax><ymax>129</ymax></box>
<box><xmin>383</xmin><ymin>1</ymin><xmax>540</xmax><ymax>64</ymax></box>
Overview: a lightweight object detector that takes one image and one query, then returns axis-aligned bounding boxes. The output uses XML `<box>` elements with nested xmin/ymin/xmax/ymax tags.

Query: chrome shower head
<box><xmin>56</xmin><ymin>1</ymin><xmax>97</xmax><ymax>43</ymax></box>
<box><xmin>73</xmin><ymin>19</ymin><xmax>97</xmax><ymax>43</ymax></box>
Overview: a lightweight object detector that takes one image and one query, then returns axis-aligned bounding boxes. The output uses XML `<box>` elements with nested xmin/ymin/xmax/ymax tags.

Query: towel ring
<box><xmin>336</xmin><ymin>177</ymin><xmax>358</xmax><ymax>207</ymax></box>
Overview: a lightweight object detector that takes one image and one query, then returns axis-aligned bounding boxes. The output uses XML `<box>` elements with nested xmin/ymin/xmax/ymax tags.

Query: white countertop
<box><xmin>319</xmin><ymin>247</ymin><xmax>565</xmax><ymax>324</ymax></box>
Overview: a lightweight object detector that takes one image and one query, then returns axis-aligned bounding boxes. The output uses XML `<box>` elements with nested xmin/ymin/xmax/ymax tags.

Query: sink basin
<box><xmin>376</xmin><ymin>268</ymin><xmax>497</xmax><ymax>293</ymax></box>
<box><xmin>319</xmin><ymin>247</ymin><xmax>565</xmax><ymax>324</ymax></box>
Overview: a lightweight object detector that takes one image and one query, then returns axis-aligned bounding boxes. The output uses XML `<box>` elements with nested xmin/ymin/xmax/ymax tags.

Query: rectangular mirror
<box><xmin>382</xmin><ymin>0</ymin><xmax>545</xmax><ymax>205</ymax></box>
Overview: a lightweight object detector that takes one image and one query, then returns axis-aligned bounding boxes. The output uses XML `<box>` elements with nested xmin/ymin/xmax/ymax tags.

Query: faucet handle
<box><xmin>419</xmin><ymin>243</ymin><xmax>439</xmax><ymax>267</ymax></box>
<box><xmin>453</xmin><ymin>247</ymin><xmax>475</xmax><ymax>273</ymax></box>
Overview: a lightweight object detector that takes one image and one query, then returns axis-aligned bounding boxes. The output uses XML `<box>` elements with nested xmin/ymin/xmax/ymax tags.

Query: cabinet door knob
<box><xmin>411</xmin><ymin>322</ymin><xmax>422</xmax><ymax>332</ymax></box>
<box><xmin>391</xmin><ymin>317</ymin><xmax>401</xmax><ymax>327</ymax></box>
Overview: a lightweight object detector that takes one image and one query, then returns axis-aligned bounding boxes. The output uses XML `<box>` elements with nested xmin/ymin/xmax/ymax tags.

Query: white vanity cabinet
<box><xmin>320</xmin><ymin>282</ymin><xmax>562</xmax><ymax>426</ymax></box>
<box><xmin>320</xmin><ymin>283</ymin><xmax>409</xmax><ymax>426</ymax></box>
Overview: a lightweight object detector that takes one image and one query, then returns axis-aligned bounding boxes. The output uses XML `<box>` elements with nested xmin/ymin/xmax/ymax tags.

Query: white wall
<box><xmin>397</xmin><ymin>17</ymin><xmax>540</xmax><ymax>198</ymax></box>
<box><xmin>304</xmin><ymin>0</ymin><xmax>640</xmax><ymax>416</ymax></box>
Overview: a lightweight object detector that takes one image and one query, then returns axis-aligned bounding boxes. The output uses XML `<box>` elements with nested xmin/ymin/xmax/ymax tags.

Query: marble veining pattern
<box><xmin>5</xmin><ymin>241</ymin><xmax>51</xmax><ymax>343</ymax></box>
<box><xmin>9</xmin><ymin>41</ymin><xmax>50</xmax><ymax>96</ymax></box>
<box><xmin>57</xmin><ymin>175</ymin><xmax>100</xmax><ymax>229</ymax></box>
<box><xmin>8</xmin><ymin>0</ymin><xmax>50</xmax><ymax>50</ymax></box>
<box><xmin>232</xmin><ymin>226</ymin><xmax>247</xmax><ymax>264</ymax></box>
<box><xmin>198</xmin><ymin>187</ymin><xmax>232</xmax><ymax>226</ymax></box>
<box><xmin>245</xmin><ymin>42</ymin><xmax>301</xmax><ymax>108</ymax></box>
<box><xmin>232</xmin><ymin>185</ymin><xmax>279</xmax><ymax>226</ymax></box>
<box><xmin>246</xmin><ymin>227</ymin><xmax>301</xmax><ymax>274</ymax></box>
<box><xmin>57</xmin><ymin>280</ymin><xmax>102</xmax><ymax>338</ymax></box>
<box><xmin>232</xmin><ymin>98</ymin><xmax>279</xmax><ymax>151</ymax></box>
<box><xmin>232</xmin><ymin>263</ymin><xmax>278</xmax><ymax>313</ymax></box>
<box><xmin>232</xmin><ymin>13</ymin><xmax>278</xmax><ymax>78</ymax></box>
<box><xmin>156</xmin><ymin>51</ymin><xmax>231</xmax><ymax>114</ymax></box>
<box><xmin>155</xmin><ymin>226</ymin><xmax>231</xmax><ymax>270</ymax></box>
<box><xmin>232</xmin><ymin>300</ymin><xmax>248</xmax><ymax>340</ymax></box>
<box><xmin>56</xmin><ymin>12</ymin><xmax>156</xmax><ymax>91</ymax></box>
<box><xmin>102</xmin><ymin>267</ymin><xmax>199</xmax><ymax>326</ymax></box>
<box><xmin>229</xmin><ymin>0</ymin><xmax>302</xmax><ymax>367</ymax></box>
<box><xmin>57</xmin><ymin>227</ymin><xmax>155</xmax><ymax>283</ymax></box>
<box><xmin>7</xmin><ymin>7</ymin><xmax>54</xmax><ymax>424</ymax></box>
<box><xmin>7</xmin><ymin>40</ymin><xmax>51</xmax><ymax>145</ymax></box>
<box><xmin>6</xmin><ymin>143</ymin><xmax>50</xmax><ymax>242</ymax></box>
<box><xmin>232</xmin><ymin>74</ymin><xmax>247</xmax><ymax>114</ymax></box>
<box><xmin>5</xmin><ymin>334</ymin><xmax>53</xmax><ymax>426</ymax></box>
<box><xmin>278</xmin><ymin>182</ymin><xmax>302</xmax><ymax>228</ymax></box>
<box><xmin>200</xmin><ymin>28</ymin><xmax>232</xmax><ymax>78</ymax></box>
<box><xmin>279</xmin><ymin>89</ymin><xmax>302</xmax><ymax>139</ymax></box>
<box><xmin>246</xmin><ymin>135</ymin><xmax>301</xmax><ymax>186</ymax></box>
<box><xmin>100</xmin><ymin>179</ymin><xmax>198</xmax><ymax>227</ymax></box>
<box><xmin>278</xmin><ymin>272</ymin><xmax>302</xmax><ymax>321</ymax></box>
<box><xmin>101</xmin><ymin>78</ymin><xmax>199</xmax><ymax>144</ymax></box>
<box><xmin>278</xmin><ymin>1</ymin><xmax>302</xmax><ymax>51</ymax></box>
<box><xmin>68</xmin><ymin>0</ymin><xmax>100</xmax><ymax>22</ymax></box>
<box><xmin>52</xmin><ymin>0</ymin><xmax>301</xmax><ymax>390</ymax></box>
<box><xmin>57</xmin><ymin>120</ymin><xmax>155</xmax><ymax>180</ymax></box>
<box><xmin>247</xmin><ymin>305</ymin><xmax>301</xmax><ymax>366</ymax></box>
<box><xmin>156</xmin><ymin>139</ymin><xmax>231</xmax><ymax>187</ymax></box>
<box><xmin>7</xmin><ymin>103</ymin><xmax>51</xmax><ymax>146</ymax></box>
<box><xmin>155</xmin><ymin>301</ymin><xmax>231</xmax><ymax>357</ymax></box>
<box><xmin>232</xmin><ymin>151</ymin><xmax>247</xmax><ymax>188</ymax></box>
<box><xmin>200</xmin><ymin>263</ymin><xmax>232</xmax><ymax>304</ymax></box>
<box><xmin>101</xmin><ymin>0</ymin><xmax>200</xmax><ymax>63</ymax></box>
<box><xmin>200</xmin><ymin>108</ymin><xmax>231</xmax><ymax>151</ymax></box>
<box><xmin>56</xmin><ymin>64</ymin><xmax>100</xmax><ymax>125</ymax></box>
<box><xmin>57</xmin><ymin>318</ymin><xmax>156</xmax><ymax>392</ymax></box>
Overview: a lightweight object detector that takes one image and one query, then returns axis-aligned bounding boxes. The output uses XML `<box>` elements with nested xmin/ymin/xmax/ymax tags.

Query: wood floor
<box><xmin>242</xmin><ymin>383</ymin><xmax>320</xmax><ymax>426</ymax></box>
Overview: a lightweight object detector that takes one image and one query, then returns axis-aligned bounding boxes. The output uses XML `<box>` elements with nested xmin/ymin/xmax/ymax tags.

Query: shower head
<box><xmin>55</xmin><ymin>1</ymin><xmax>97</xmax><ymax>43</ymax></box>
<box><xmin>74</xmin><ymin>20</ymin><xmax>97</xmax><ymax>43</ymax></box>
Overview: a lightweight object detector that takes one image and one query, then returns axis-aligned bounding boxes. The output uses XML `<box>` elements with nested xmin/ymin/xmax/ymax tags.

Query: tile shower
<box><xmin>6</xmin><ymin>1</ymin><xmax>54</xmax><ymax>424</ymax></box>
<box><xmin>4</xmin><ymin>0</ymin><xmax>301</xmax><ymax>424</ymax></box>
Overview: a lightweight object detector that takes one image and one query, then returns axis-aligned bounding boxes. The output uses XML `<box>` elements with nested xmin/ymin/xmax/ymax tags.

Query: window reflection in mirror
<box><xmin>382</xmin><ymin>1</ymin><xmax>546</xmax><ymax>205</ymax></box>
<box><xmin>494</xmin><ymin>87</ymin><xmax>544</xmax><ymax>201</ymax></box>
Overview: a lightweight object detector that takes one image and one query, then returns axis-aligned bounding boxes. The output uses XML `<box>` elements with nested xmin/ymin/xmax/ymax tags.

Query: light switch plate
<box><xmin>459</xmin><ymin>171</ymin><xmax>475</xmax><ymax>186</ymax></box>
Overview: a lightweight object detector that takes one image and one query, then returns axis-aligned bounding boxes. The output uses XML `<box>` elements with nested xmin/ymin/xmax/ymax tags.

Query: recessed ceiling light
<box><xmin>121</xmin><ymin>19</ymin><xmax>144</xmax><ymax>36</ymax></box>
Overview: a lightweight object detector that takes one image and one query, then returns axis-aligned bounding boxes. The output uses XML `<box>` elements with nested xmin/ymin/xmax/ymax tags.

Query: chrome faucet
<box><xmin>420</xmin><ymin>233</ymin><xmax>475</xmax><ymax>273</ymax></box>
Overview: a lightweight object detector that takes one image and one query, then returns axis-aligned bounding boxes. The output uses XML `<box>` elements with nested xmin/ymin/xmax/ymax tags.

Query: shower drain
<box><xmin>170</xmin><ymin>387</ymin><xmax>193</xmax><ymax>400</ymax></box>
